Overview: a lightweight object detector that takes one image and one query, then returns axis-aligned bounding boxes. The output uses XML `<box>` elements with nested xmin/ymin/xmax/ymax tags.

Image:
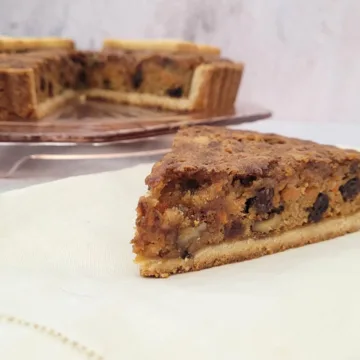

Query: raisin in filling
<box><xmin>77</xmin><ymin>70</ymin><xmax>87</xmax><ymax>87</ymax></box>
<box><xmin>181</xmin><ymin>179</ymin><xmax>200</xmax><ymax>194</ymax></box>
<box><xmin>103</xmin><ymin>78</ymin><xmax>111</xmax><ymax>89</ymax></box>
<box><xmin>40</xmin><ymin>77</ymin><xmax>46</xmax><ymax>91</ymax></box>
<box><xmin>132</xmin><ymin>65</ymin><xmax>143</xmax><ymax>89</ymax></box>
<box><xmin>308</xmin><ymin>193</ymin><xmax>329</xmax><ymax>223</ymax></box>
<box><xmin>232</xmin><ymin>175</ymin><xmax>257</xmax><ymax>187</ymax></box>
<box><xmin>48</xmin><ymin>82</ymin><xmax>54</xmax><ymax>97</ymax></box>
<box><xmin>224</xmin><ymin>220</ymin><xmax>243</xmax><ymax>239</ymax></box>
<box><xmin>166</xmin><ymin>87</ymin><xmax>183</xmax><ymax>98</ymax></box>
<box><xmin>180</xmin><ymin>250</ymin><xmax>192</xmax><ymax>259</ymax></box>
<box><xmin>245</xmin><ymin>188</ymin><xmax>274</xmax><ymax>214</ymax></box>
<box><xmin>339</xmin><ymin>177</ymin><xmax>360</xmax><ymax>202</ymax></box>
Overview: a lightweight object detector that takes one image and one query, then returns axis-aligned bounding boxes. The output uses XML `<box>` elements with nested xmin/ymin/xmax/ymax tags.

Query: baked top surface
<box><xmin>0</xmin><ymin>36</ymin><xmax>74</xmax><ymax>49</ymax></box>
<box><xmin>146</xmin><ymin>126</ymin><xmax>360</xmax><ymax>187</ymax></box>
<box><xmin>103</xmin><ymin>38</ymin><xmax>221</xmax><ymax>54</ymax></box>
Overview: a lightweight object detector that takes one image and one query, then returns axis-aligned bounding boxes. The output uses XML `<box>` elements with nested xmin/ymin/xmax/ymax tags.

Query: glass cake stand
<box><xmin>0</xmin><ymin>101</ymin><xmax>271</xmax><ymax>179</ymax></box>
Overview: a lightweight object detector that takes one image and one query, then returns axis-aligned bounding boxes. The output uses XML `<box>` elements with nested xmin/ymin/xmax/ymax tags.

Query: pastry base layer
<box><xmin>36</xmin><ymin>90</ymin><xmax>78</xmax><ymax>119</ymax></box>
<box><xmin>85</xmin><ymin>89</ymin><xmax>193</xmax><ymax>111</ymax></box>
<box><xmin>136</xmin><ymin>211</ymin><xmax>360</xmax><ymax>278</ymax></box>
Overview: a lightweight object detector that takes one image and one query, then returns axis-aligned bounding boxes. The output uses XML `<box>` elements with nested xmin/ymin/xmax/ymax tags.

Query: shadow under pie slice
<box><xmin>132</xmin><ymin>126</ymin><xmax>360</xmax><ymax>277</ymax></box>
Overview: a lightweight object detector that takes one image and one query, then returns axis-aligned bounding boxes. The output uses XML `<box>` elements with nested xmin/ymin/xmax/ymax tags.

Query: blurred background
<box><xmin>1</xmin><ymin>0</ymin><xmax>360</xmax><ymax>191</ymax></box>
<box><xmin>1</xmin><ymin>0</ymin><xmax>359</xmax><ymax>122</ymax></box>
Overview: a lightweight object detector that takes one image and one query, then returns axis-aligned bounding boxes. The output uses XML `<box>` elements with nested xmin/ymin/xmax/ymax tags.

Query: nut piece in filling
<box><xmin>132</xmin><ymin>126</ymin><xmax>360</xmax><ymax>277</ymax></box>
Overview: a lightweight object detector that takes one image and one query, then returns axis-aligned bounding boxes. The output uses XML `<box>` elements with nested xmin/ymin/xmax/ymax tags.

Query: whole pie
<box><xmin>132</xmin><ymin>126</ymin><xmax>360</xmax><ymax>277</ymax></box>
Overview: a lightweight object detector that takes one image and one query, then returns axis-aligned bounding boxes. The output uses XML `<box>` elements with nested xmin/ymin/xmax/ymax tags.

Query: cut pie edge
<box><xmin>86</xmin><ymin>62</ymin><xmax>244</xmax><ymax>112</ymax></box>
<box><xmin>135</xmin><ymin>211</ymin><xmax>360</xmax><ymax>278</ymax></box>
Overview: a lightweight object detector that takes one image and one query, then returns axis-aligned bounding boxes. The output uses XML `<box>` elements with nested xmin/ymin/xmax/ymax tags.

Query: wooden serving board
<box><xmin>0</xmin><ymin>100</ymin><xmax>271</xmax><ymax>144</ymax></box>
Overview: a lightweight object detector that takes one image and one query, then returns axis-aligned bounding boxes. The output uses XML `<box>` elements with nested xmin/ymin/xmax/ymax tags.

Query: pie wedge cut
<box><xmin>132</xmin><ymin>126</ymin><xmax>360</xmax><ymax>277</ymax></box>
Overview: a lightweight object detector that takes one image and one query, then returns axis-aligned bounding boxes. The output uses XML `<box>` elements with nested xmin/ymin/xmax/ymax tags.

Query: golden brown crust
<box><xmin>102</xmin><ymin>39</ymin><xmax>221</xmax><ymax>56</ymax></box>
<box><xmin>0</xmin><ymin>37</ymin><xmax>75</xmax><ymax>52</ymax></box>
<box><xmin>137</xmin><ymin>210</ymin><xmax>360</xmax><ymax>277</ymax></box>
<box><xmin>187</xmin><ymin>62</ymin><xmax>244</xmax><ymax>112</ymax></box>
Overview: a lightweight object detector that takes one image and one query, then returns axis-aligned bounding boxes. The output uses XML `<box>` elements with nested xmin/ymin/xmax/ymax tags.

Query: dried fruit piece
<box><xmin>339</xmin><ymin>177</ymin><xmax>360</xmax><ymax>202</ymax></box>
<box><xmin>224</xmin><ymin>220</ymin><xmax>243</xmax><ymax>238</ymax></box>
<box><xmin>40</xmin><ymin>77</ymin><xmax>46</xmax><ymax>91</ymax></box>
<box><xmin>232</xmin><ymin>175</ymin><xmax>257</xmax><ymax>187</ymax></box>
<box><xmin>103</xmin><ymin>78</ymin><xmax>111</xmax><ymax>89</ymax></box>
<box><xmin>48</xmin><ymin>82</ymin><xmax>54</xmax><ymax>97</ymax></box>
<box><xmin>166</xmin><ymin>86</ymin><xmax>183</xmax><ymax>98</ymax></box>
<box><xmin>245</xmin><ymin>188</ymin><xmax>274</xmax><ymax>214</ymax></box>
<box><xmin>132</xmin><ymin>66</ymin><xmax>143</xmax><ymax>89</ymax></box>
<box><xmin>181</xmin><ymin>179</ymin><xmax>200</xmax><ymax>193</ymax></box>
<box><xmin>77</xmin><ymin>70</ymin><xmax>87</xmax><ymax>87</ymax></box>
<box><xmin>308</xmin><ymin>193</ymin><xmax>329</xmax><ymax>223</ymax></box>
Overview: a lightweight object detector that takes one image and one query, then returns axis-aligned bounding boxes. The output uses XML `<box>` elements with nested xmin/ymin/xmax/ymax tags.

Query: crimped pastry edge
<box><xmin>187</xmin><ymin>62</ymin><xmax>244</xmax><ymax>112</ymax></box>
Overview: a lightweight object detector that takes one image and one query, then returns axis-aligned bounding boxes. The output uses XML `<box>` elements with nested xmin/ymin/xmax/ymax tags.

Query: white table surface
<box><xmin>0</xmin><ymin>119</ymin><xmax>359</xmax><ymax>193</ymax></box>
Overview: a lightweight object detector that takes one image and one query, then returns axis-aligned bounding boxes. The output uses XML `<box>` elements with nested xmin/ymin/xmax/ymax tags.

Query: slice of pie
<box><xmin>132</xmin><ymin>126</ymin><xmax>360</xmax><ymax>277</ymax></box>
<box><xmin>0</xmin><ymin>36</ymin><xmax>75</xmax><ymax>53</ymax></box>
<box><xmin>102</xmin><ymin>39</ymin><xmax>221</xmax><ymax>56</ymax></box>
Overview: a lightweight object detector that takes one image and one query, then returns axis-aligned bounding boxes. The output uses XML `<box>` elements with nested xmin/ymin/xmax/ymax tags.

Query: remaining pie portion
<box><xmin>84</xmin><ymin>50</ymin><xmax>243</xmax><ymax>112</ymax></box>
<box><xmin>132</xmin><ymin>126</ymin><xmax>360</xmax><ymax>277</ymax></box>
<box><xmin>0</xmin><ymin>36</ymin><xmax>75</xmax><ymax>53</ymax></box>
<box><xmin>102</xmin><ymin>39</ymin><xmax>221</xmax><ymax>56</ymax></box>
<box><xmin>0</xmin><ymin>44</ymin><xmax>243</xmax><ymax>120</ymax></box>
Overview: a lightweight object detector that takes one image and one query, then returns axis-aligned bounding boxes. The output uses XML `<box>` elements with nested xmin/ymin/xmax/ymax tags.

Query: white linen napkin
<box><xmin>1</xmin><ymin>164</ymin><xmax>360</xmax><ymax>360</ymax></box>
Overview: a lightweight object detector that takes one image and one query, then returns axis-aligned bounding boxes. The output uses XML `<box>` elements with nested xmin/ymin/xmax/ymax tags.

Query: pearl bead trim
<box><xmin>0</xmin><ymin>314</ymin><xmax>103</xmax><ymax>359</ymax></box>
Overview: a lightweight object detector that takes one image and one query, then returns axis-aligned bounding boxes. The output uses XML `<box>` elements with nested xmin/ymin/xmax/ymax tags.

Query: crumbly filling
<box><xmin>33</xmin><ymin>54</ymin><xmax>81</xmax><ymax>102</ymax></box>
<box><xmin>133</xmin><ymin>160</ymin><xmax>360</xmax><ymax>259</ymax></box>
<box><xmin>79</xmin><ymin>51</ymin><xmax>202</xmax><ymax>98</ymax></box>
